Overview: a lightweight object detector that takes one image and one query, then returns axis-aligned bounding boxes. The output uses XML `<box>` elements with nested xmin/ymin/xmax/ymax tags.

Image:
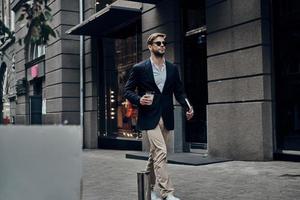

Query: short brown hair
<box><xmin>147</xmin><ymin>33</ymin><xmax>167</xmax><ymax>45</ymax></box>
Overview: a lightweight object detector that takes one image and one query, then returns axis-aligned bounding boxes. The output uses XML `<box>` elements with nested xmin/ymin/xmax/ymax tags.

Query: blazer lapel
<box><xmin>161</xmin><ymin>61</ymin><xmax>171</xmax><ymax>94</ymax></box>
<box><xmin>145</xmin><ymin>59</ymin><xmax>161</xmax><ymax>93</ymax></box>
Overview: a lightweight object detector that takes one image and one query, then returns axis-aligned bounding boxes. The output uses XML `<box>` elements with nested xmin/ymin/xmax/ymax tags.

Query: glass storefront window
<box><xmin>115</xmin><ymin>36</ymin><xmax>141</xmax><ymax>139</ymax></box>
<box><xmin>101</xmin><ymin>26</ymin><xmax>142</xmax><ymax>140</ymax></box>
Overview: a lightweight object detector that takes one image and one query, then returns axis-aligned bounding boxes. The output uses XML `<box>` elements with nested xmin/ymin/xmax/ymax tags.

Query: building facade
<box><xmin>10</xmin><ymin>0</ymin><xmax>80</xmax><ymax>125</ymax></box>
<box><xmin>1</xmin><ymin>0</ymin><xmax>16</xmax><ymax>124</ymax></box>
<box><xmin>3</xmin><ymin>0</ymin><xmax>300</xmax><ymax>161</ymax></box>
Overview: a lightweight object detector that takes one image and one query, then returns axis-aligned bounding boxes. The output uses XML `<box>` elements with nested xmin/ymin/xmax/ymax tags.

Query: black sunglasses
<box><xmin>152</xmin><ymin>41</ymin><xmax>167</xmax><ymax>46</ymax></box>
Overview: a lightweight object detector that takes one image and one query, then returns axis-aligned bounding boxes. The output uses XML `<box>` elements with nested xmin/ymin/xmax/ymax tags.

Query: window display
<box><xmin>102</xmin><ymin>32</ymin><xmax>142</xmax><ymax>140</ymax></box>
<box><xmin>115</xmin><ymin>35</ymin><xmax>141</xmax><ymax>139</ymax></box>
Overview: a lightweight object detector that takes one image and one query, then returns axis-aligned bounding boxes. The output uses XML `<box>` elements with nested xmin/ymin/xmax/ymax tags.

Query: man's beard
<box><xmin>153</xmin><ymin>50</ymin><xmax>165</xmax><ymax>58</ymax></box>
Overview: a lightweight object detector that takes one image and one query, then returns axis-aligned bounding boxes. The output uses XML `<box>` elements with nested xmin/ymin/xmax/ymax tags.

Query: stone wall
<box><xmin>206</xmin><ymin>0</ymin><xmax>273</xmax><ymax>160</ymax></box>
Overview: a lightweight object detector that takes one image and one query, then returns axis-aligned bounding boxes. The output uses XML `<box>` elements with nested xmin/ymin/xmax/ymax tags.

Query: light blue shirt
<box><xmin>150</xmin><ymin>57</ymin><xmax>166</xmax><ymax>93</ymax></box>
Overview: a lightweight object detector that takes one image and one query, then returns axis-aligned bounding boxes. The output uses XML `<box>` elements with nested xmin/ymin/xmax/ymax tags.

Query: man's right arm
<box><xmin>124</xmin><ymin>66</ymin><xmax>141</xmax><ymax>106</ymax></box>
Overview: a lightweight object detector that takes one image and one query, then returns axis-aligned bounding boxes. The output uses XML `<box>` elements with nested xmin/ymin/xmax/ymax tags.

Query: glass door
<box><xmin>273</xmin><ymin>0</ymin><xmax>300</xmax><ymax>151</ymax></box>
<box><xmin>182</xmin><ymin>0</ymin><xmax>208</xmax><ymax>146</ymax></box>
<box><xmin>30</xmin><ymin>95</ymin><xmax>42</xmax><ymax>124</ymax></box>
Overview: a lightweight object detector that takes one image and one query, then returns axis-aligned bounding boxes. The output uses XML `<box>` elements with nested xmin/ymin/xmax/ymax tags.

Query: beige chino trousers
<box><xmin>146</xmin><ymin>117</ymin><xmax>174</xmax><ymax>198</ymax></box>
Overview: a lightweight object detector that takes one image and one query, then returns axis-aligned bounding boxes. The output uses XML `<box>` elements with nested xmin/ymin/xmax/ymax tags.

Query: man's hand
<box><xmin>186</xmin><ymin>108</ymin><xmax>194</xmax><ymax>120</ymax></box>
<box><xmin>140</xmin><ymin>95</ymin><xmax>152</xmax><ymax>105</ymax></box>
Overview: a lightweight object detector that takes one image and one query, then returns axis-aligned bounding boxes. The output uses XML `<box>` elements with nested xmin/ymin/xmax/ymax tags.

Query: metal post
<box><xmin>137</xmin><ymin>171</ymin><xmax>151</xmax><ymax>200</ymax></box>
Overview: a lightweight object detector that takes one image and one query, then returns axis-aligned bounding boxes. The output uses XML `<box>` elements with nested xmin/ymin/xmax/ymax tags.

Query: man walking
<box><xmin>124</xmin><ymin>33</ymin><xmax>193</xmax><ymax>200</ymax></box>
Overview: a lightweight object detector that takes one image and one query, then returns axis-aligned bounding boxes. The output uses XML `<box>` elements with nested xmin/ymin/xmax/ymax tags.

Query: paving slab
<box><xmin>82</xmin><ymin>150</ymin><xmax>300</xmax><ymax>200</ymax></box>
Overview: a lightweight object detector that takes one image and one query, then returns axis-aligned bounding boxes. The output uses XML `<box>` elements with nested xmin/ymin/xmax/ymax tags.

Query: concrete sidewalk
<box><xmin>82</xmin><ymin>150</ymin><xmax>300</xmax><ymax>200</ymax></box>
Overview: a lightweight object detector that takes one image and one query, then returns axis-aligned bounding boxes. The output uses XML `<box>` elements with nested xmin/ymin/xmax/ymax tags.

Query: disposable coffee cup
<box><xmin>145</xmin><ymin>91</ymin><xmax>154</xmax><ymax>105</ymax></box>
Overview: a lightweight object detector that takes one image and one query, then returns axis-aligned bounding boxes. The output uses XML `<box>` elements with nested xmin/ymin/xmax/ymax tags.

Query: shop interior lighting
<box><xmin>109</xmin><ymin>89</ymin><xmax>116</xmax><ymax>120</ymax></box>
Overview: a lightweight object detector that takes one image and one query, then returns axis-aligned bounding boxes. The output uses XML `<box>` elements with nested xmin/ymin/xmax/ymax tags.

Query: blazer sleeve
<box><xmin>124</xmin><ymin>66</ymin><xmax>141</xmax><ymax>106</ymax></box>
<box><xmin>173</xmin><ymin>66</ymin><xmax>190</xmax><ymax>111</ymax></box>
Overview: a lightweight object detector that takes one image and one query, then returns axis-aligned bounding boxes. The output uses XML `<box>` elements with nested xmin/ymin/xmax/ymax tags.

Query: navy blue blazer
<box><xmin>124</xmin><ymin>59</ymin><xmax>189</xmax><ymax>131</ymax></box>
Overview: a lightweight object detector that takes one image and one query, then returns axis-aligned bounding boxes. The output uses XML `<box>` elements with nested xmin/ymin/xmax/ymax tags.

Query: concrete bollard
<box><xmin>137</xmin><ymin>171</ymin><xmax>151</xmax><ymax>200</ymax></box>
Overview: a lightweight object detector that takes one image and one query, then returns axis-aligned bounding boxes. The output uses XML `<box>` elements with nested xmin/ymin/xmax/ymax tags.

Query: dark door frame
<box><xmin>181</xmin><ymin>0</ymin><xmax>208</xmax><ymax>148</ymax></box>
<box><xmin>271</xmin><ymin>0</ymin><xmax>300</xmax><ymax>153</ymax></box>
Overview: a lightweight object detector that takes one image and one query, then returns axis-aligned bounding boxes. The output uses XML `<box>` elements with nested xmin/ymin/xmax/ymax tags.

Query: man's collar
<box><xmin>150</xmin><ymin>57</ymin><xmax>166</xmax><ymax>71</ymax></box>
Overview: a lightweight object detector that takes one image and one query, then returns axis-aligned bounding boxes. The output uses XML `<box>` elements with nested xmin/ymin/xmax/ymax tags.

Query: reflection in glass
<box><xmin>115</xmin><ymin>35</ymin><xmax>141</xmax><ymax>139</ymax></box>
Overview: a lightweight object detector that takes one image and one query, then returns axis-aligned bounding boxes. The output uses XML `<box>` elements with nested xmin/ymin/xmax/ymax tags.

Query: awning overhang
<box><xmin>126</xmin><ymin>0</ymin><xmax>159</xmax><ymax>4</ymax></box>
<box><xmin>66</xmin><ymin>1</ymin><xmax>142</xmax><ymax>37</ymax></box>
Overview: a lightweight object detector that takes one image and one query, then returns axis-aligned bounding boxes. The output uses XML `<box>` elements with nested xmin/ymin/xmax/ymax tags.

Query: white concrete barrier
<box><xmin>0</xmin><ymin>126</ymin><xmax>82</xmax><ymax>200</ymax></box>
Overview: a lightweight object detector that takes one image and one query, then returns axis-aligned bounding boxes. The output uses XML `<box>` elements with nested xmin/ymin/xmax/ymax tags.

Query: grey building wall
<box><xmin>83</xmin><ymin>1</ymin><xmax>98</xmax><ymax>148</ymax></box>
<box><xmin>12</xmin><ymin>0</ymin><xmax>80</xmax><ymax>125</ymax></box>
<box><xmin>206</xmin><ymin>0</ymin><xmax>273</xmax><ymax>160</ymax></box>
<box><xmin>12</xmin><ymin>0</ymin><xmax>29</xmax><ymax>124</ymax></box>
<box><xmin>45</xmin><ymin>0</ymin><xmax>80</xmax><ymax>124</ymax></box>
